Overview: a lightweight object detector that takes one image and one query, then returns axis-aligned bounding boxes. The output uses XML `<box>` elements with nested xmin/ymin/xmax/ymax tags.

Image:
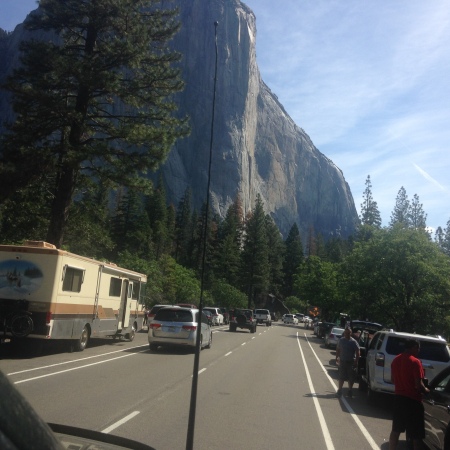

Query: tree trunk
<box><xmin>46</xmin><ymin>165</ymin><xmax>77</xmax><ymax>247</ymax></box>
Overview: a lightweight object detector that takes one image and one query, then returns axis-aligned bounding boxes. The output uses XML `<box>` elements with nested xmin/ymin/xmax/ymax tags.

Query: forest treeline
<box><xmin>1</xmin><ymin>174</ymin><xmax>450</xmax><ymax>338</ymax></box>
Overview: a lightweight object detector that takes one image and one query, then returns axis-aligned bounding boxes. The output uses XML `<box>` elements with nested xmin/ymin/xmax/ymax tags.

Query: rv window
<box><xmin>109</xmin><ymin>278</ymin><xmax>122</xmax><ymax>297</ymax></box>
<box><xmin>62</xmin><ymin>267</ymin><xmax>84</xmax><ymax>292</ymax></box>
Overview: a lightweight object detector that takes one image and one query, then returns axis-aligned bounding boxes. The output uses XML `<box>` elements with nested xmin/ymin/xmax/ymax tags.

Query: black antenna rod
<box><xmin>185</xmin><ymin>20</ymin><xmax>219</xmax><ymax>450</ymax></box>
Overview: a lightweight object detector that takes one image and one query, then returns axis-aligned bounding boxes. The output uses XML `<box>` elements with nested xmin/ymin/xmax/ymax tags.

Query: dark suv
<box><xmin>229</xmin><ymin>308</ymin><xmax>257</xmax><ymax>333</ymax></box>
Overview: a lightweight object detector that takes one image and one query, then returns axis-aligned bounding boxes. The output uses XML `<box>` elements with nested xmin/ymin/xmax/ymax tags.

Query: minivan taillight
<box><xmin>182</xmin><ymin>325</ymin><xmax>197</xmax><ymax>331</ymax></box>
<box><xmin>150</xmin><ymin>323</ymin><xmax>161</xmax><ymax>329</ymax></box>
<box><xmin>46</xmin><ymin>312</ymin><xmax>52</xmax><ymax>324</ymax></box>
<box><xmin>375</xmin><ymin>352</ymin><xmax>385</xmax><ymax>367</ymax></box>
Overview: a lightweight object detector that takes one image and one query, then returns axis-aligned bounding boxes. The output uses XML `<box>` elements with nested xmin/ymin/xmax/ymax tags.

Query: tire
<box><xmin>73</xmin><ymin>325</ymin><xmax>89</xmax><ymax>352</ymax></box>
<box><xmin>125</xmin><ymin>326</ymin><xmax>135</xmax><ymax>342</ymax></box>
<box><xmin>358</xmin><ymin>377</ymin><xmax>368</xmax><ymax>391</ymax></box>
<box><xmin>149</xmin><ymin>343</ymin><xmax>158</xmax><ymax>351</ymax></box>
<box><xmin>229</xmin><ymin>324</ymin><xmax>237</xmax><ymax>332</ymax></box>
<box><xmin>206</xmin><ymin>332</ymin><xmax>212</xmax><ymax>349</ymax></box>
<box><xmin>251</xmin><ymin>326</ymin><xmax>256</xmax><ymax>333</ymax></box>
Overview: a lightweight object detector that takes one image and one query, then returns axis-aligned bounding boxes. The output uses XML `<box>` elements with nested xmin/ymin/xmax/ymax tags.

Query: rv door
<box><xmin>117</xmin><ymin>280</ymin><xmax>132</xmax><ymax>330</ymax></box>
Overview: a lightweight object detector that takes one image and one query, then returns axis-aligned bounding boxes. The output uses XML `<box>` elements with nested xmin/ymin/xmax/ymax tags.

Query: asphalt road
<box><xmin>0</xmin><ymin>323</ymin><xmax>411</xmax><ymax>449</ymax></box>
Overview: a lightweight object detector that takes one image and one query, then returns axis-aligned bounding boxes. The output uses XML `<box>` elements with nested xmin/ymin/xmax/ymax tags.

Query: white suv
<box><xmin>202</xmin><ymin>307</ymin><xmax>224</xmax><ymax>326</ymax></box>
<box><xmin>362</xmin><ymin>330</ymin><xmax>450</xmax><ymax>398</ymax></box>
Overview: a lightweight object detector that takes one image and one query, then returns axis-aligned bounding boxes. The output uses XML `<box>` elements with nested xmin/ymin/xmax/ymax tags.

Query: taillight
<box><xmin>46</xmin><ymin>312</ymin><xmax>52</xmax><ymax>324</ymax></box>
<box><xmin>182</xmin><ymin>325</ymin><xmax>197</xmax><ymax>331</ymax></box>
<box><xmin>329</xmin><ymin>334</ymin><xmax>335</xmax><ymax>338</ymax></box>
<box><xmin>150</xmin><ymin>323</ymin><xmax>161</xmax><ymax>329</ymax></box>
<box><xmin>375</xmin><ymin>352</ymin><xmax>385</xmax><ymax>367</ymax></box>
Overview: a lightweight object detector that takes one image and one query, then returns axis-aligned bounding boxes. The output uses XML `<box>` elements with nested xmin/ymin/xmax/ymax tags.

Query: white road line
<box><xmin>7</xmin><ymin>344</ymin><xmax>149</xmax><ymax>376</ymax></box>
<box><xmin>225</xmin><ymin>351</ymin><xmax>232</xmax><ymax>356</ymax></box>
<box><xmin>296</xmin><ymin>332</ymin><xmax>335</xmax><ymax>450</ymax></box>
<box><xmin>303</xmin><ymin>333</ymin><xmax>379</xmax><ymax>450</ymax></box>
<box><xmin>241</xmin><ymin>342</ymin><xmax>246</xmax><ymax>346</ymax></box>
<box><xmin>13</xmin><ymin>350</ymin><xmax>147</xmax><ymax>384</ymax></box>
<box><xmin>102</xmin><ymin>411</ymin><xmax>140</xmax><ymax>434</ymax></box>
<box><xmin>198</xmin><ymin>368</ymin><xmax>206</xmax><ymax>375</ymax></box>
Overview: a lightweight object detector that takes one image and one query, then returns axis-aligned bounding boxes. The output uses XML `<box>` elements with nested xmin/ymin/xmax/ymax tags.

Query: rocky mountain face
<box><xmin>0</xmin><ymin>0</ymin><xmax>359</xmax><ymax>240</ymax></box>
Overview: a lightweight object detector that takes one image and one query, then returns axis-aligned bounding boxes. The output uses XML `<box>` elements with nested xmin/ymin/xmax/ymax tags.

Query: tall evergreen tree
<box><xmin>442</xmin><ymin>219</ymin><xmax>450</xmax><ymax>257</ymax></box>
<box><xmin>0</xmin><ymin>0</ymin><xmax>189</xmax><ymax>247</ymax></box>
<box><xmin>360</xmin><ymin>175</ymin><xmax>382</xmax><ymax>227</ymax></box>
<box><xmin>174</xmin><ymin>187</ymin><xmax>193</xmax><ymax>266</ymax></box>
<box><xmin>408</xmin><ymin>193</ymin><xmax>427</xmax><ymax>231</ymax></box>
<box><xmin>389</xmin><ymin>186</ymin><xmax>410</xmax><ymax>228</ymax></box>
<box><xmin>146</xmin><ymin>175</ymin><xmax>169</xmax><ymax>259</ymax></box>
<box><xmin>240</xmin><ymin>194</ymin><xmax>270</xmax><ymax>308</ymax></box>
<box><xmin>283</xmin><ymin>223</ymin><xmax>304</xmax><ymax>297</ymax></box>
<box><xmin>215</xmin><ymin>196</ymin><xmax>244</xmax><ymax>287</ymax></box>
<box><xmin>265</xmin><ymin>214</ymin><xmax>285</xmax><ymax>297</ymax></box>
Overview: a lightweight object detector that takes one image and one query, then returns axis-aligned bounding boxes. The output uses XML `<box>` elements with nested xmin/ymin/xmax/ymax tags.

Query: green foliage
<box><xmin>0</xmin><ymin>0</ymin><xmax>189</xmax><ymax>246</ymax></box>
<box><xmin>240</xmin><ymin>194</ymin><xmax>270</xmax><ymax>307</ymax></box>
<box><xmin>283</xmin><ymin>223</ymin><xmax>303</xmax><ymax>297</ymax></box>
<box><xmin>341</xmin><ymin>225</ymin><xmax>450</xmax><ymax>333</ymax></box>
<box><xmin>284</xmin><ymin>296</ymin><xmax>308</xmax><ymax>314</ymax></box>
<box><xmin>293</xmin><ymin>256</ymin><xmax>342</xmax><ymax>320</ymax></box>
<box><xmin>209</xmin><ymin>279</ymin><xmax>247</xmax><ymax>309</ymax></box>
<box><xmin>360</xmin><ymin>175</ymin><xmax>382</xmax><ymax>227</ymax></box>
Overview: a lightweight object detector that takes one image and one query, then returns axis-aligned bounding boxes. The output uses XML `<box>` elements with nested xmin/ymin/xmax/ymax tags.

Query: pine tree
<box><xmin>408</xmin><ymin>193</ymin><xmax>427</xmax><ymax>231</ymax></box>
<box><xmin>265</xmin><ymin>214</ymin><xmax>285</xmax><ymax>297</ymax></box>
<box><xmin>240</xmin><ymin>194</ymin><xmax>270</xmax><ymax>308</ymax></box>
<box><xmin>146</xmin><ymin>175</ymin><xmax>169</xmax><ymax>259</ymax></box>
<box><xmin>215</xmin><ymin>196</ymin><xmax>244</xmax><ymax>287</ymax></box>
<box><xmin>283</xmin><ymin>223</ymin><xmax>303</xmax><ymax>297</ymax></box>
<box><xmin>360</xmin><ymin>175</ymin><xmax>382</xmax><ymax>227</ymax></box>
<box><xmin>174</xmin><ymin>188</ymin><xmax>193</xmax><ymax>266</ymax></box>
<box><xmin>442</xmin><ymin>219</ymin><xmax>450</xmax><ymax>257</ymax></box>
<box><xmin>0</xmin><ymin>0</ymin><xmax>189</xmax><ymax>247</ymax></box>
<box><xmin>389</xmin><ymin>187</ymin><xmax>410</xmax><ymax>228</ymax></box>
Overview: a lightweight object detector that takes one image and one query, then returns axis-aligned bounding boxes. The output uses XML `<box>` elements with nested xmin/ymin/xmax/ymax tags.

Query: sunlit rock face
<box><xmin>0</xmin><ymin>0</ymin><xmax>359</xmax><ymax>240</ymax></box>
<box><xmin>166</xmin><ymin>0</ymin><xmax>358</xmax><ymax>238</ymax></box>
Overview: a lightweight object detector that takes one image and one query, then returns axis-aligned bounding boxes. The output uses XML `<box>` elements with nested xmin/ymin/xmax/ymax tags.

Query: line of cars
<box><xmin>146</xmin><ymin>305</ymin><xmax>268</xmax><ymax>351</ymax></box>
<box><xmin>315</xmin><ymin>320</ymin><xmax>450</xmax><ymax>450</ymax></box>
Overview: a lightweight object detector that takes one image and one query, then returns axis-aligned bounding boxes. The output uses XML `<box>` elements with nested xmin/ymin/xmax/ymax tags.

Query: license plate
<box><xmin>163</xmin><ymin>326</ymin><xmax>176</xmax><ymax>333</ymax></box>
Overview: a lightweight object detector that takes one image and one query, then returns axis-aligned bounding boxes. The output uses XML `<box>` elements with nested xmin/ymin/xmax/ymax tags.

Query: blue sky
<box><xmin>1</xmin><ymin>0</ymin><xmax>450</xmax><ymax>233</ymax></box>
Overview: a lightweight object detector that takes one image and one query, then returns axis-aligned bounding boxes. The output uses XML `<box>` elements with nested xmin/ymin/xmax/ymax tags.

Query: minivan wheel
<box><xmin>206</xmin><ymin>332</ymin><xmax>212</xmax><ymax>349</ymax></box>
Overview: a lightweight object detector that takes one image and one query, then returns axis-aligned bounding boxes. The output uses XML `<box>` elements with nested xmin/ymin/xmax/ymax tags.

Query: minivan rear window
<box><xmin>385</xmin><ymin>337</ymin><xmax>450</xmax><ymax>362</ymax></box>
<box><xmin>155</xmin><ymin>309</ymin><xmax>193</xmax><ymax>322</ymax></box>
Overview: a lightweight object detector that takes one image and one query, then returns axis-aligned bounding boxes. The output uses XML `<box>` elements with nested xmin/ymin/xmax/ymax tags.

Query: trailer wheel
<box><xmin>74</xmin><ymin>325</ymin><xmax>89</xmax><ymax>352</ymax></box>
<box><xmin>125</xmin><ymin>326</ymin><xmax>135</xmax><ymax>342</ymax></box>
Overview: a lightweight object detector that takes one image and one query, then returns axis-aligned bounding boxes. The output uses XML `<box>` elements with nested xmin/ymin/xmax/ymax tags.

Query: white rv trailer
<box><xmin>0</xmin><ymin>241</ymin><xmax>147</xmax><ymax>350</ymax></box>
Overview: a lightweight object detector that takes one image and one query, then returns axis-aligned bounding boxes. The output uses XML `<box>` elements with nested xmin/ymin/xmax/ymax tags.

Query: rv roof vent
<box><xmin>24</xmin><ymin>240</ymin><xmax>57</xmax><ymax>249</ymax></box>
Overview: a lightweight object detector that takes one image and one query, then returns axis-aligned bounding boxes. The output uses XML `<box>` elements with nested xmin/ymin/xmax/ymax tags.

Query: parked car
<box><xmin>283</xmin><ymin>314</ymin><xmax>298</xmax><ymax>325</ymax></box>
<box><xmin>202</xmin><ymin>307</ymin><xmax>224</xmax><ymax>326</ymax></box>
<box><xmin>148</xmin><ymin>307</ymin><xmax>212</xmax><ymax>351</ymax></box>
<box><xmin>362</xmin><ymin>330</ymin><xmax>450</xmax><ymax>399</ymax></box>
<box><xmin>325</xmin><ymin>327</ymin><xmax>345</xmax><ymax>348</ymax></box>
<box><xmin>229</xmin><ymin>308</ymin><xmax>257</xmax><ymax>333</ymax></box>
<box><xmin>423</xmin><ymin>364</ymin><xmax>450</xmax><ymax>450</ymax></box>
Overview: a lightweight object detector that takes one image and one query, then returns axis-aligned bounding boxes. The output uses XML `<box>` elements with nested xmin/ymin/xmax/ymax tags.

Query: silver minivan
<box><xmin>148</xmin><ymin>307</ymin><xmax>212</xmax><ymax>351</ymax></box>
<box><xmin>363</xmin><ymin>330</ymin><xmax>450</xmax><ymax>397</ymax></box>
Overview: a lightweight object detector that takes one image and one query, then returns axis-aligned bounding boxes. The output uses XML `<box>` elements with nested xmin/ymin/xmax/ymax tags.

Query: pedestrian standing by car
<box><xmin>335</xmin><ymin>327</ymin><xmax>360</xmax><ymax>398</ymax></box>
<box><xmin>389</xmin><ymin>339</ymin><xmax>429</xmax><ymax>450</ymax></box>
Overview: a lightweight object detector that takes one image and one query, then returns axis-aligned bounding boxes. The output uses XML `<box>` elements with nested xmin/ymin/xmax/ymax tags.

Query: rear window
<box><xmin>255</xmin><ymin>309</ymin><xmax>269</xmax><ymax>314</ymax></box>
<box><xmin>386</xmin><ymin>337</ymin><xmax>450</xmax><ymax>362</ymax></box>
<box><xmin>155</xmin><ymin>309</ymin><xmax>193</xmax><ymax>322</ymax></box>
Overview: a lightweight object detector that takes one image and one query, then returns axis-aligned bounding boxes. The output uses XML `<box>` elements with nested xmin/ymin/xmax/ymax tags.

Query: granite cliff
<box><xmin>0</xmin><ymin>0</ymin><xmax>359</xmax><ymax>240</ymax></box>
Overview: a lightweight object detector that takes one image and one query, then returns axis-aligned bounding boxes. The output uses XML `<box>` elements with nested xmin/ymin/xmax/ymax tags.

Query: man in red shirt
<box><xmin>389</xmin><ymin>339</ymin><xmax>429</xmax><ymax>450</ymax></box>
